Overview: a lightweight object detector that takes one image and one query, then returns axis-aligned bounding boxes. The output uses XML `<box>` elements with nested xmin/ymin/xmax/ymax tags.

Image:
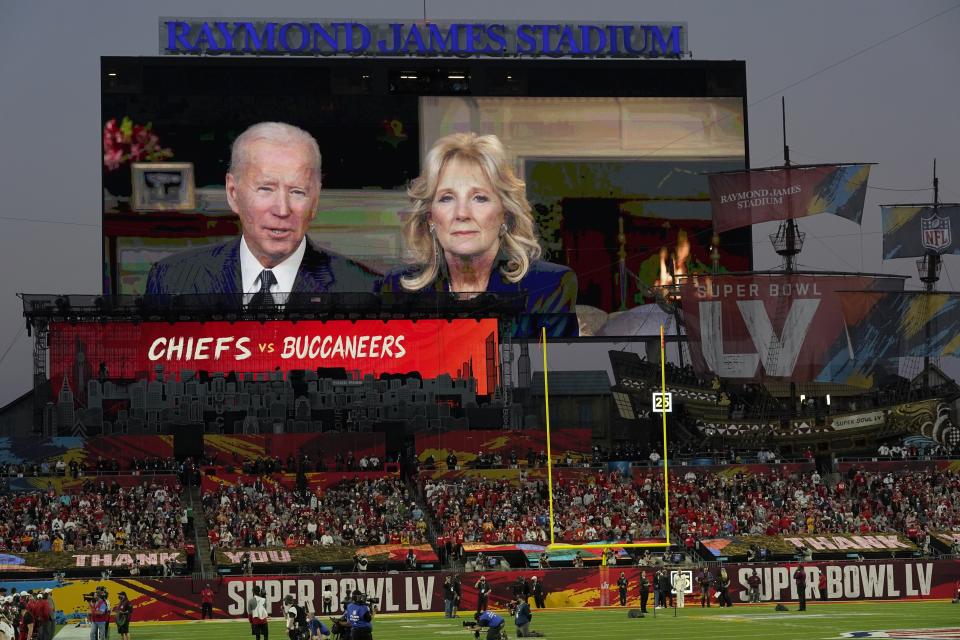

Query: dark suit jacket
<box><xmin>379</xmin><ymin>258</ymin><xmax>579</xmax><ymax>338</ymax></box>
<box><xmin>145</xmin><ymin>238</ymin><xmax>379</xmax><ymax>297</ymax></box>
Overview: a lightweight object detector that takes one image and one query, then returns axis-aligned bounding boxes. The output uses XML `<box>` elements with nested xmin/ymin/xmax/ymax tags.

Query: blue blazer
<box><xmin>379</xmin><ymin>258</ymin><xmax>579</xmax><ymax>338</ymax></box>
<box><xmin>145</xmin><ymin>237</ymin><xmax>379</xmax><ymax>296</ymax></box>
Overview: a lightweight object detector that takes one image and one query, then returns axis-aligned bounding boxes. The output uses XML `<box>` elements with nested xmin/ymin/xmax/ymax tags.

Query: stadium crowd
<box><xmin>670</xmin><ymin>465</ymin><xmax>960</xmax><ymax>545</ymax></box>
<box><xmin>201</xmin><ymin>477</ymin><xmax>428</xmax><ymax>548</ymax></box>
<box><xmin>421</xmin><ymin>471</ymin><xmax>669</xmax><ymax>544</ymax></box>
<box><xmin>421</xmin><ymin>475</ymin><xmax>551</xmax><ymax>544</ymax></box>
<box><xmin>0</xmin><ymin>448</ymin><xmax>956</xmax><ymax>568</ymax></box>
<box><xmin>0</xmin><ymin>478</ymin><xmax>185</xmax><ymax>552</ymax></box>
<box><xmin>228</xmin><ymin>451</ymin><xmax>391</xmax><ymax>475</ymax></box>
<box><xmin>417</xmin><ymin>465</ymin><xmax>960</xmax><ymax>548</ymax></box>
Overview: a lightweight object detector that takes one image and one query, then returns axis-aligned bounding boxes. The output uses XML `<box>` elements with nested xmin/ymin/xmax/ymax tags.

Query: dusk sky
<box><xmin>0</xmin><ymin>1</ymin><xmax>957</xmax><ymax>411</ymax></box>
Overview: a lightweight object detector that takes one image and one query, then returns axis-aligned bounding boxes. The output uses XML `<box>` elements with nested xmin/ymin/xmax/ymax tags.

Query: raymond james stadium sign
<box><xmin>160</xmin><ymin>20</ymin><xmax>687</xmax><ymax>58</ymax></box>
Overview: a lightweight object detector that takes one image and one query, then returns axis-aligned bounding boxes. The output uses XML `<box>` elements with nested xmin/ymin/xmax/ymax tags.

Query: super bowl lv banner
<box><xmin>680</xmin><ymin>274</ymin><xmax>902</xmax><ymax>382</ymax></box>
<box><xmin>839</xmin><ymin>291</ymin><xmax>960</xmax><ymax>383</ymax></box>
<box><xmin>882</xmin><ymin>204</ymin><xmax>960</xmax><ymax>258</ymax></box>
<box><xmin>708</xmin><ymin>164</ymin><xmax>871</xmax><ymax>233</ymax></box>
<box><xmin>21</xmin><ymin>560</ymin><xmax>960</xmax><ymax>622</ymax></box>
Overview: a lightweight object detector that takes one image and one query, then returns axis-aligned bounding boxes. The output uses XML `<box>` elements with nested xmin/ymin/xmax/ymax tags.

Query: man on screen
<box><xmin>146</xmin><ymin>122</ymin><xmax>377</xmax><ymax>304</ymax></box>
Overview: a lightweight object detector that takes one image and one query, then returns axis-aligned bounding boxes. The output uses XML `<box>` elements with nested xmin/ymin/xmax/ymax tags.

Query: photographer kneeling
<box><xmin>473</xmin><ymin>609</ymin><xmax>505</xmax><ymax>640</ymax></box>
<box><xmin>511</xmin><ymin>599</ymin><xmax>542</xmax><ymax>638</ymax></box>
<box><xmin>344</xmin><ymin>590</ymin><xmax>374</xmax><ymax>640</ymax></box>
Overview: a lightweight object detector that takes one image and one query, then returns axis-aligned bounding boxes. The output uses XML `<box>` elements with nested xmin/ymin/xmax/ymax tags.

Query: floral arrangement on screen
<box><xmin>102</xmin><ymin>117</ymin><xmax>173</xmax><ymax>171</ymax></box>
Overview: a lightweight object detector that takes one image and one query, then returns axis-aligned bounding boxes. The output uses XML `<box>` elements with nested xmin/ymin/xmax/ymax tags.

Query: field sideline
<box><xmin>57</xmin><ymin>600</ymin><xmax>960</xmax><ymax>640</ymax></box>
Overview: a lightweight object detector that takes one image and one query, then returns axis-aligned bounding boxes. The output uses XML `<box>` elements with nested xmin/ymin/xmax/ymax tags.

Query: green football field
<box><xmin>83</xmin><ymin>600</ymin><xmax>960</xmax><ymax>640</ymax></box>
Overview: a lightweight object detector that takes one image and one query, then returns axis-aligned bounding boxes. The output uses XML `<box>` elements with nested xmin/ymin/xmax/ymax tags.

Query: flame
<box><xmin>655</xmin><ymin>247</ymin><xmax>671</xmax><ymax>287</ymax></box>
<box><xmin>674</xmin><ymin>230</ymin><xmax>690</xmax><ymax>278</ymax></box>
<box><xmin>653</xmin><ymin>231</ymin><xmax>691</xmax><ymax>288</ymax></box>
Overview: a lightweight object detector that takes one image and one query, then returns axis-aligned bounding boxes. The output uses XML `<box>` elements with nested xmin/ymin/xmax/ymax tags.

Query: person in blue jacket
<box><xmin>343</xmin><ymin>591</ymin><xmax>373</xmax><ymax>640</ymax></box>
<box><xmin>308</xmin><ymin>611</ymin><xmax>330</xmax><ymax>639</ymax></box>
<box><xmin>379</xmin><ymin>132</ymin><xmax>578</xmax><ymax>338</ymax></box>
<box><xmin>475</xmin><ymin>609</ymin><xmax>505</xmax><ymax>640</ymax></box>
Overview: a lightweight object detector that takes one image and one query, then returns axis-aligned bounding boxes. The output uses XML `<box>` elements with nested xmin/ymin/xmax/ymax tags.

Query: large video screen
<box><xmin>49</xmin><ymin>318</ymin><xmax>499</xmax><ymax>398</ymax></box>
<box><xmin>102</xmin><ymin>58</ymin><xmax>748</xmax><ymax>338</ymax></box>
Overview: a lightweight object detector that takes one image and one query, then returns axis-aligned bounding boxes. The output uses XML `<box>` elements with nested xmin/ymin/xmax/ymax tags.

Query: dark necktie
<box><xmin>247</xmin><ymin>270</ymin><xmax>277</xmax><ymax>311</ymax></box>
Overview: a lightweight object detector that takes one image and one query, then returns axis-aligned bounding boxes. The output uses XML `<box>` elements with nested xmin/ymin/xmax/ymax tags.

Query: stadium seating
<box><xmin>0</xmin><ymin>477</ymin><xmax>184</xmax><ymax>552</ymax></box>
<box><xmin>200</xmin><ymin>476</ymin><xmax>428</xmax><ymax>548</ymax></box>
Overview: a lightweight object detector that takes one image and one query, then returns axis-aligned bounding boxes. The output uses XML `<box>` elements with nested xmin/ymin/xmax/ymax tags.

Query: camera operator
<box><xmin>284</xmin><ymin>595</ymin><xmax>309</xmax><ymax>640</ymax></box>
<box><xmin>474</xmin><ymin>609</ymin><xmax>505</xmax><ymax>640</ymax></box>
<box><xmin>113</xmin><ymin>592</ymin><xmax>132</xmax><ymax>640</ymax></box>
<box><xmin>352</xmin><ymin>554</ymin><xmax>368</xmax><ymax>573</ymax></box>
<box><xmin>88</xmin><ymin>589</ymin><xmax>110</xmax><ymax>640</ymax></box>
<box><xmin>512</xmin><ymin>598</ymin><xmax>542</xmax><ymax>638</ymax></box>
<box><xmin>343</xmin><ymin>590</ymin><xmax>374</xmax><ymax>640</ymax></box>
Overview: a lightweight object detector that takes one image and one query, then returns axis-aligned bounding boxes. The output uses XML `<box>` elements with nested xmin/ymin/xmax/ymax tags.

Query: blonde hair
<box><xmin>400</xmin><ymin>132</ymin><xmax>542</xmax><ymax>291</ymax></box>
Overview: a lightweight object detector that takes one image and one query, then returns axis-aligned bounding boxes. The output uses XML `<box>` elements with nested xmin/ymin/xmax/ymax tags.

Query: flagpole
<box><xmin>782</xmin><ymin>96</ymin><xmax>799</xmax><ymax>417</ymax></box>
<box><xmin>922</xmin><ymin>159</ymin><xmax>941</xmax><ymax>391</ymax></box>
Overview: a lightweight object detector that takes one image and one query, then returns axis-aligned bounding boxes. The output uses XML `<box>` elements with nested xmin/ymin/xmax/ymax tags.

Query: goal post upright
<box><xmin>543</xmin><ymin>327</ymin><xmax>556</xmax><ymax>548</ymax></box>
<box><xmin>543</xmin><ymin>325</ymin><xmax>672</xmax><ymax>553</ymax></box>
<box><xmin>660</xmin><ymin>324</ymin><xmax>671</xmax><ymax>547</ymax></box>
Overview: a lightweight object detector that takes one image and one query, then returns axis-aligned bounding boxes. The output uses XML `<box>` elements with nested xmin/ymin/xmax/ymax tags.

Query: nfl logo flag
<box><xmin>883</xmin><ymin>204</ymin><xmax>960</xmax><ymax>258</ymax></box>
<box><xmin>921</xmin><ymin>212</ymin><xmax>952</xmax><ymax>252</ymax></box>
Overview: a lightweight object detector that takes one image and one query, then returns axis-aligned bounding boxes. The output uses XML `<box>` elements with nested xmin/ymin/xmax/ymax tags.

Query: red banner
<box><xmin>36</xmin><ymin>559</ymin><xmax>960</xmax><ymax>622</ymax></box>
<box><xmin>708</xmin><ymin>164</ymin><xmax>871</xmax><ymax>233</ymax></box>
<box><xmin>203</xmin><ymin>434</ymin><xmax>385</xmax><ymax>465</ymax></box>
<box><xmin>680</xmin><ymin>274</ymin><xmax>901</xmax><ymax>382</ymax></box>
<box><xmin>73</xmin><ymin>434</ymin><xmax>387</xmax><ymax>468</ymax></box>
<box><xmin>416</xmin><ymin>428</ymin><xmax>591</xmax><ymax>463</ymax></box>
<box><xmin>200</xmin><ymin>470</ymin><xmax>393</xmax><ymax>494</ymax></box>
<box><xmin>49</xmin><ymin>318</ymin><xmax>498</xmax><ymax>396</ymax></box>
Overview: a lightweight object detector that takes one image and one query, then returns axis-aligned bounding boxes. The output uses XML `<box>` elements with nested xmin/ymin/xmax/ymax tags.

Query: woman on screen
<box><xmin>380</xmin><ymin>132</ymin><xmax>578</xmax><ymax>337</ymax></box>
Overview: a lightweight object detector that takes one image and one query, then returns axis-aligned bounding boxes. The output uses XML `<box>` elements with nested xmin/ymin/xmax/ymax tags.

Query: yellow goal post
<box><xmin>542</xmin><ymin>325</ymin><xmax>672</xmax><ymax>555</ymax></box>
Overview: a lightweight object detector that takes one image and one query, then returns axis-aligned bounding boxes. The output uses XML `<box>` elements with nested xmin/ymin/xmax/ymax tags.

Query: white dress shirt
<box><xmin>239</xmin><ymin>236</ymin><xmax>307</xmax><ymax>305</ymax></box>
